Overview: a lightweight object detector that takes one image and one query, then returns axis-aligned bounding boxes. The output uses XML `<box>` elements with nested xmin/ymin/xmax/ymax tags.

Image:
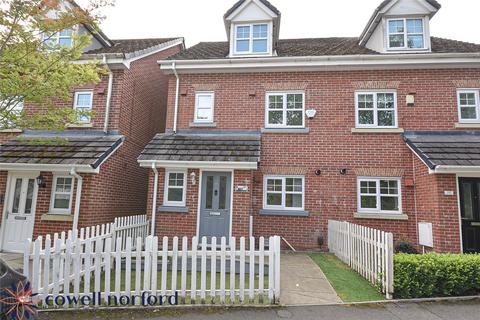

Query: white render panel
<box><xmin>230</xmin><ymin>0</ymin><xmax>275</xmax><ymax>22</ymax></box>
<box><xmin>387</xmin><ymin>0</ymin><xmax>433</xmax><ymax>16</ymax></box>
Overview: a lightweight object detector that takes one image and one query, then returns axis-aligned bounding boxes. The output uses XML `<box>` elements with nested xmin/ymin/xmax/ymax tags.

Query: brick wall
<box><xmin>152</xmin><ymin>68</ymin><xmax>480</xmax><ymax>251</ymax></box>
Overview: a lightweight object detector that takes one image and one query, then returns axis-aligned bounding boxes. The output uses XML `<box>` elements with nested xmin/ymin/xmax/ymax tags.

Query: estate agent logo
<box><xmin>0</xmin><ymin>280</ymin><xmax>38</xmax><ymax>320</ymax></box>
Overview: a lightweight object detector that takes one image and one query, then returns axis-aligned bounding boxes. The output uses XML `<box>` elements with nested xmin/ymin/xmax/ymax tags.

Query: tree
<box><xmin>0</xmin><ymin>0</ymin><xmax>114</xmax><ymax>130</ymax></box>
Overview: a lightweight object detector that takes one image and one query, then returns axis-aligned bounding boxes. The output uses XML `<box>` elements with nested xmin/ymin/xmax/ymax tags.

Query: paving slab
<box><xmin>280</xmin><ymin>253</ymin><xmax>342</xmax><ymax>305</ymax></box>
<box><xmin>0</xmin><ymin>252</ymin><xmax>23</xmax><ymax>272</ymax></box>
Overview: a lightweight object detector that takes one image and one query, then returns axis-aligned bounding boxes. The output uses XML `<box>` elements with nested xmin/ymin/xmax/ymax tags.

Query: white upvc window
<box><xmin>266</xmin><ymin>92</ymin><xmax>305</xmax><ymax>128</ymax></box>
<box><xmin>357</xmin><ymin>177</ymin><xmax>402</xmax><ymax>214</ymax></box>
<box><xmin>73</xmin><ymin>91</ymin><xmax>93</xmax><ymax>123</ymax></box>
<box><xmin>264</xmin><ymin>176</ymin><xmax>304</xmax><ymax>211</ymax></box>
<box><xmin>44</xmin><ymin>28</ymin><xmax>74</xmax><ymax>49</ymax></box>
<box><xmin>457</xmin><ymin>89</ymin><xmax>480</xmax><ymax>123</ymax></box>
<box><xmin>355</xmin><ymin>91</ymin><xmax>397</xmax><ymax>128</ymax></box>
<box><xmin>387</xmin><ymin>18</ymin><xmax>426</xmax><ymax>50</ymax></box>
<box><xmin>164</xmin><ymin>170</ymin><xmax>187</xmax><ymax>207</ymax></box>
<box><xmin>50</xmin><ymin>176</ymin><xmax>74</xmax><ymax>214</ymax></box>
<box><xmin>194</xmin><ymin>92</ymin><xmax>214</xmax><ymax>123</ymax></box>
<box><xmin>234</xmin><ymin>23</ymin><xmax>269</xmax><ymax>54</ymax></box>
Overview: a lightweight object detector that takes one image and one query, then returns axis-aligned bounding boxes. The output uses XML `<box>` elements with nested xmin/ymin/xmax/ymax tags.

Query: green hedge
<box><xmin>394</xmin><ymin>253</ymin><xmax>480</xmax><ymax>299</ymax></box>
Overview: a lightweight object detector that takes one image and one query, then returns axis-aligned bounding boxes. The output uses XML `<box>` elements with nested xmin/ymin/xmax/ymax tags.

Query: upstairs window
<box><xmin>387</xmin><ymin>18</ymin><xmax>425</xmax><ymax>50</ymax></box>
<box><xmin>234</xmin><ymin>23</ymin><xmax>269</xmax><ymax>54</ymax></box>
<box><xmin>73</xmin><ymin>91</ymin><xmax>93</xmax><ymax>123</ymax></box>
<box><xmin>458</xmin><ymin>90</ymin><xmax>480</xmax><ymax>123</ymax></box>
<box><xmin>266</xmin><ymin>92</ymin><xmax>305</xmax><ymax>128</ymax></box>
<box><xmin>194</xmin><ymin>92</ymin><xmax>214</xmax><ymax>123</ymax></box>
<box><xmin>355</xmin><ymin>92</ymin><xmax>397</xmax><ymax>128</ymax></box>
<box><xmin>0</xmin><ymin>98</ymin><xmax>24</xmax><ymax>129</ymax></box>
<box><xmin>44</xmin><ymin>28</ymin><xmax>74</xmax><ymax>49</ymax></box>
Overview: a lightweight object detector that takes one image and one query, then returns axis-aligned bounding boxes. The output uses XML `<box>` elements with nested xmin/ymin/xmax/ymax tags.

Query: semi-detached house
<box><xmin>0</xmin><ymin>1</ymin><xmax>184</xmax><ymax>252</ymax></box>
<box><xmin>140</xmin><ymin>0</ymin><xmax>480</xmax><ymax>252</ymax></box>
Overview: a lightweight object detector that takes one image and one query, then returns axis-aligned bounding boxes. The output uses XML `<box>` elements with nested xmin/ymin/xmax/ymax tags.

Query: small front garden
<box><xmin>309</xmin><ymin>253</ymin><xmax>385</xmax><ymax>302</ymax></box>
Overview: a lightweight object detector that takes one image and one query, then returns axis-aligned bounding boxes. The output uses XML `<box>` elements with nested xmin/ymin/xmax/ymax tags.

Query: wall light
<box><xmin>36</xmin><ymin>175</ymin><xmax>46</xmax><ymax>188</ymax></box>
<box><xmin>190</xmin><ymin>172</ymin><xmax>196</xmax><ymax>185</ymax></box>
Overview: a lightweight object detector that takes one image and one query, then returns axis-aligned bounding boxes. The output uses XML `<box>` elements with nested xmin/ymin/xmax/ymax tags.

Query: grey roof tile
<box><xmin>404</xmin><ymin>131</ymin><xmax>480</xmax><ymax>169</ymax></box>
<box><xmin>85</xmin><ymin>38</ymin><xmax>180</xmax><ymax>55</ymax></box>
<box><xmin>168</xmin><ymin>37</ymin><xmax>480</xmax><ymax>60</ymax></box>
<box><xmin>0</xmin><ymin>135</ymin><xmax>124</xmax><ymax>169</ymax></box>
<box><xmin>139</xmin><ymin>133</ymin><xmax>261</xmax><ymax>163</ymax></box>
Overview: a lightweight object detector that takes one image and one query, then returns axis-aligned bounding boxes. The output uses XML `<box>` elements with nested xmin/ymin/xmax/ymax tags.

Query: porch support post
<box><xmin>70</xmin><ymin>169</ymin><xmax>83</xmax><ymax>232</ymax></box>
<box><xmin>151</xmin><ymin>164</ymin><xmax>159</xmax><ymax>236</ymax></box>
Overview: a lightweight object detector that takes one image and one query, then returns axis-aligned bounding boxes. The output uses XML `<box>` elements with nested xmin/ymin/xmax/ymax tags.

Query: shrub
<box><xmin>394</xmin><ymin>253</ymin><xmax>480</xmax><ymax>299</ymax></box>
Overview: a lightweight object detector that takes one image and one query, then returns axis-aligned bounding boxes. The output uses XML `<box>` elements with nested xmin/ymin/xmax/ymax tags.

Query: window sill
<box><xmin>455</xmin><ymin>123</ymin><xmax>480</xmax><ymax>128</ymax></box>
<box><xmin>41</xmin><ymin>214</ymin><xmax>73</xmax><ymax>222</ymax></box>
<box><xmin>354</xmin><ymin>212</ymin><xmax>408</xmax><ymax>220</ymax></box>
<box><xmin>351</xmin><ymin>128</ymin><xmax>404</xmax><ymax>134</ymax></box>
<box><xmin>261</xmin><ymin>128</ymin><xmax>310</xmax><ymax>134</ymax></box>
<box><xmin>0</xmin><ymin>128</ymin><xmax>22</xmax><ymax>133</ymax></box>
<box><xmin>259</xmin><ymin>209</ymin><xmax>310</xmax><ymax>217</ymax></box>
<box><xmin>189</xmin><ymin>122</ymin><xmax>217</xmax><ymax>128</ymax></box>
<box><xmin>158</xmin><ymin>206</ymin><xmax>189</xmax><ymax>214</ymax></box>
<box><xmin>66</xmin><ymin>123</ymin><xmax>93</xmax><ymax>129</ymax></box>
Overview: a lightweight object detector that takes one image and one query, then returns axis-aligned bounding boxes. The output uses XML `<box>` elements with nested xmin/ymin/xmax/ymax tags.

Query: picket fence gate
<box><xmin>327</xmin><ymin>220</ymin><xmax>394</xmax><ymax>299</ymax></box>
<box><xmin>24</xmin><ymin>235</ymin><xmax>281</xmax><ymax>308</ymax></box>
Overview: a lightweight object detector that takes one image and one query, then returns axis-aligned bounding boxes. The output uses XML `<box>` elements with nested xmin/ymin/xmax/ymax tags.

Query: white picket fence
<box><xmin>24</xmin><ymin>235</ymin><xmax>281</xmax><ymax>308</ymax></box>
<box><xmin>328</xmin><ymin>220</ymin><xmax>394</xmax><ymax>299</ymax></box>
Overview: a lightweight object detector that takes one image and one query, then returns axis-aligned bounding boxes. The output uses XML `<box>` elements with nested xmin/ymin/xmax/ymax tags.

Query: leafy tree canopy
<box><xmin>0</xmin><ymin>0</ymin><xmax>114</xmax><ymax>130</ymax></box>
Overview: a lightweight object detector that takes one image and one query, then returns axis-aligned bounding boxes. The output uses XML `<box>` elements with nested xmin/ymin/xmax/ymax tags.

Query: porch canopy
<box><xmin>404</xmin><ymin>131</ymin><xmax>480</xmax><ymax>174</ymax></box>
<box><xmin>0</xmin><ymin>131</ymin><xmax>124</xmax><ymax>173</ymax></box>
<box><xmin>138</xmin><ymin>132</ymin><xmax>261</xmax><ymax>169</ymax></box>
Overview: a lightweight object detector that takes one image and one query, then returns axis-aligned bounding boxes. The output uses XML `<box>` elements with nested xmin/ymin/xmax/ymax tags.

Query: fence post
<box><xmin>274</xmin><ymin>236</ymin><xmax>281</xmax><ymax>304</ymax></box>
<box><xmin>386</xmin><ymin>232</ymin><xmax>394</xmax><ymax>299</ymax></box>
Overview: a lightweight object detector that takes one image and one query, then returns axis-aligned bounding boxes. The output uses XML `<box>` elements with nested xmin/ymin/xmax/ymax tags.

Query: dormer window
<box><xmin>387</xmin><ymin>18</ymin><xmax>425</xmax><ymax>50</ymax></box>
<box><xmin>44</xmin><ymin>28</ymin><xmax>74</xmax><ymax>49</ymax></box>
<box><xmin>234</xmin><ymin>23</ymin><xmax>269</xmax><ymax>54</ymax></box>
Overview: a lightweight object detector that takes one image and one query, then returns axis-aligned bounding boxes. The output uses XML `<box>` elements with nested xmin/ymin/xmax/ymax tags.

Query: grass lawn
<box><xmin>309</xmin><ymin>253</ymin><xmax>385</xmax><ymax>302</ymax></box>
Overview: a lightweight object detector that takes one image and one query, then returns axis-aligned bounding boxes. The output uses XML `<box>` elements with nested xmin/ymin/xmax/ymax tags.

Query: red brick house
<box><xmin>0</xmin><ymin>12</ymin><xmax>184</xmax><ymax>252</ymax></box>
<box><xmin>140</xmin><ymin>0</ymin><xmax>480</xmax><ymax>253</ymax></box>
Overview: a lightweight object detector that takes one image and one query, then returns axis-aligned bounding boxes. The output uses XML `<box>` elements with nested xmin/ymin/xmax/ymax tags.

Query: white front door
<box><xmin>2</xmin><ymin>174</ymin><xmax>38</xmax><ymax>252</ymax></box>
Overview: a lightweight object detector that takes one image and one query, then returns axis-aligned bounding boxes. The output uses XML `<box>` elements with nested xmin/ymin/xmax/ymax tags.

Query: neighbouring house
<box><xmin>0</xmin><ymin>4</ymin><xmax>184</xmax><ymax>252</ymax></box>
<box><xmin>139</xmin><ymin>0</ymin><xmax>480</xmax><ymax>253</ymax></box>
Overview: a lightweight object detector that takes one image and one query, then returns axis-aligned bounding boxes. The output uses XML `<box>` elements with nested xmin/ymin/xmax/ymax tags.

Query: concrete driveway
<box><xmin>0</xmin><ymin>252</ymin><xmax>23</xmax><ymax>272</ymax></box>
<box><xmin>280</xmin><ymin>253</ymin><xmax>341</xmax><ymax>305</ymax></box>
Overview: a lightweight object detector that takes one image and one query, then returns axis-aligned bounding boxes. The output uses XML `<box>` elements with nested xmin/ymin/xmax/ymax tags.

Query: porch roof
<box><xmin>138</xmin><ymin>132</ymin><xmax>261</xmax><ymax>168</ymax></box>
<box><xmin>404</xmin><ymin>131</ymin><xmax>480</xmax><ymax>172</ymax></box>
<box><xmin>0</xmin><ymin>132</ymin><xmax>124</xmax><ymax>171</ymax></box>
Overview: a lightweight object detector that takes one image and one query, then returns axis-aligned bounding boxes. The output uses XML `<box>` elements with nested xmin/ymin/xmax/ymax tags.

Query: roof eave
<box><xmin>138</xmin><ymin>160</ymin><xmax>259</xmax><ymax>170</ymax></box>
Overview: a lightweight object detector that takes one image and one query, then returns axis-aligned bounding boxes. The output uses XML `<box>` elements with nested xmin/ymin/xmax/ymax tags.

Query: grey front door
<box><xmin>199</xmin><ymin>172</ymin><xmax>232</xmax><ymax>241</ymax></box>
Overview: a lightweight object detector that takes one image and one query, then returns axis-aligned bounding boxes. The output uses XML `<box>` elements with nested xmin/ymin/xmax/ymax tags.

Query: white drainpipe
<box><xmin>172</xmin><ymin>62</ymin><xmax>180</xmax><ymax>134</ymax></box>
<box><xmin>70</xmin><ymin>168</ymin><xmax>83</xmax><ymax>233</ymax></box>
<box><xmin>103</xmin><ymin>55</ymin><xmax>114</xmax><ymax>134</ymax></box>
<box><xmin>151</xmin><ymin>164</ymin><xmax>159</xmax><ymax>236</ymax></box>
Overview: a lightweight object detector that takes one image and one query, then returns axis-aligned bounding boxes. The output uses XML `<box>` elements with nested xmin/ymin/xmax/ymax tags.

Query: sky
<box><xmin>92</xmin><ymin>0</ymin><xmax>480</xmax><ymax>48</ymax></box>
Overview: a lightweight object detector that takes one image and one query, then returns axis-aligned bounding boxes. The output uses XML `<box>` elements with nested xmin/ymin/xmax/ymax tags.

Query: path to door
<box><xmin>0</xmin><ymin>252</ymin><xmax>23</xmax><ymax>272</ymax></box>
<box><xmin>280</xmin><ymin>253</ymin><xmax>341</xmax><ymax>305</ymax></box>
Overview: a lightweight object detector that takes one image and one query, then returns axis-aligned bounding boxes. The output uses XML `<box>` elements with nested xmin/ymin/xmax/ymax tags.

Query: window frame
<box><xmin>357</xmin><ymin>177</ymin><xmax>402</xmax><ymax>214</ymax></box>
<box><xmin>43</xmin><ymin>28</ymin><xmax>74</xmax><ymax>49</ymax></box>
<box><xmin>194</xmin><ymin>91</ymin><xmax>215</xmax><ymax>124</ymax></box>
<box><xmin>386</xmin><ymin>18</ymin><xmax>426</xmax><ymax>50</ymax></box>
<box><xmin>263</xmin><ymin>175</ymin><xmax>305</xmax><ymax>211</ymax></box>
<box><xmin>73</xmin><ymin>90</ymin><xmax>94</xmax><ymax>123</ymax></box>
<box><xmin>233</xmin><ymin>23</ymin><xmax>270</xmax><ymax>55</ymax></box>
<box><xmin>457</xmin><ymin>89</ymin><xmax>480</xmax><ymax>123</ymax></box>
<box><xmin>163</xmin><ymin>170</ymin><xmax>187</xmax><ymax>207</ymax></box>
<box><xmin>265</xmin><ymin>91</ymin><xmax>306</xmax><ymax>129</ymax></box>
<box><xmin>49</xmin><ymin>175</ymin><xmax>74</xmax><ymax>215</ymax></box>
<box><xmin>355</xmin><ymin>91</ymin><xmax>398</xmax><ymax>128</ymax></box>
